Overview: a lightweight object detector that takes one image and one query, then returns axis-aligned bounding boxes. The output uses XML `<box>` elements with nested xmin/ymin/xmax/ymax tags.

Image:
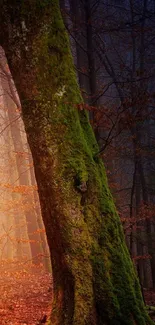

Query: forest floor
<box><xmin>0</xmin><ymin>261</ymin><xmax>52</xmax><ymax>325</ymax></box>
<box><xmin>0</xmin><ymin>260</ymin><xmax>155</xmax><ymax>324</ymax></box>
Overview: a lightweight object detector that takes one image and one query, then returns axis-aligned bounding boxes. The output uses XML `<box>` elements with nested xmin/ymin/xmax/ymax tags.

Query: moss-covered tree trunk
<box><xmin>0</xmin><ymin>1</ymin><xmax>153</xmax><ymax>324</ymax></box>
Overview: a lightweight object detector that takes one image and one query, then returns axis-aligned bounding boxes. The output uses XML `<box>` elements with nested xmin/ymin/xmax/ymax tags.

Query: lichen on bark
<box><xmin>0</xmin><ymin>1</ymin><xmax>154</xmax><ymax>324</ymax></box>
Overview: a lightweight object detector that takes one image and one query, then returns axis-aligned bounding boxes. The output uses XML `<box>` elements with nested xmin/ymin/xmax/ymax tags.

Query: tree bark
<box><xmin>28</xmin><ymin>147</ymin><xmax>51</xmax><ymax>271</ymax></box>
<box><xmin>0</xmin><ymin>1</ymin><xmax>153</xmax><ymax>324</ymax></box>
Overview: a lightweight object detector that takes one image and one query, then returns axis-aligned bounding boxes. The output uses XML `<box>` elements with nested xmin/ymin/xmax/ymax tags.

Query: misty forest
<box><xmin>0</xmin><ymin>0</ymin><xmax>155</xmax><ymax>324</ymax></box>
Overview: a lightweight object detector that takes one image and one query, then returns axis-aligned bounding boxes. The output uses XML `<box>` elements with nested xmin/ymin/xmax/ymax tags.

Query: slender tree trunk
<box><xmin>84</xmin><ymin>0</ymin><xmax>100</xmax><ymax>141</ymax></box>
<box><xmin>69</xmin><ymin>0</ymin><xmax>89</xmax><ymax>103</ymax></box>
<box><xmin>0</xmin><ymin>73</ymin><xmax>29</xmax><ymax>260</ymax></box>
<box><xmin>69</xmin><ymin>0</ymin><xmax>99</xmax><ymax>141</ymax></box>
<box><xmin>0</xmin><ymin>1</ymin><xmax>153</xmax><ymax>324</ymax></box>
<box><xmin>3</xmin><ymin>81</ymin><xmax>41</xmax><ymax>263</ymax></box>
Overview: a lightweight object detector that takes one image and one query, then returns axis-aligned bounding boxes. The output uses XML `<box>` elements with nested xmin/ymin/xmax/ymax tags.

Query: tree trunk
<box><xmin>28</xmin><ymin>147</ymin><xmax>51</xmax><ymax>271</ymax></box>
<box><xmin>0</xmin><ymin>1</ymin><xmax>153</xmax><ymax>324</ymax></box>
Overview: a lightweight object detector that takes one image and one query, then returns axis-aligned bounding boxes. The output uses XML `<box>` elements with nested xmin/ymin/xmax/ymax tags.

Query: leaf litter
<box><xmin>0</xmin><ymin>261</ymin><xmax>52</xmax><ymax>325</ymax></box>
